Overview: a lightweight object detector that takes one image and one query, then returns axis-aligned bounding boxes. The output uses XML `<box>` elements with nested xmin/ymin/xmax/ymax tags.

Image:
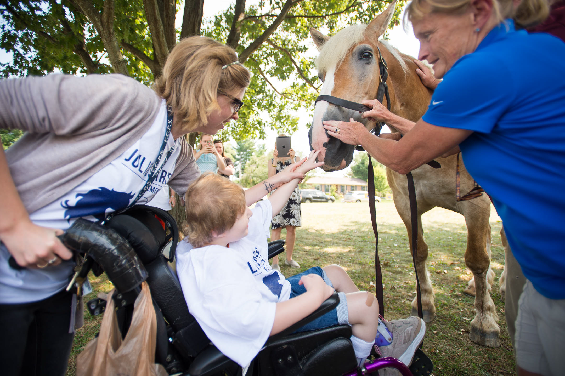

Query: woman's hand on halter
<box><xmin>361</xmin><ymin>99</ymin><xmax>394</xmax><ymax>124</ymax></box>
<box><xmin>323</xmin><ymin>118</ymin><xmax>369</xmax><ymax>146</ymax></box>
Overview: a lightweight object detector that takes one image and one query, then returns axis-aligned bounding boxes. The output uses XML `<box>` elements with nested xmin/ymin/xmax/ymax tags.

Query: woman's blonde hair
<box><xmin>184</xmin><ymin>173</ymin><xmax>246</xmax><ymax>248</ymax></box>
<box><xmin>154</xmin><ymin>36</ymin><xmax>251</xmax><ymax>133</ymax></box>
<box><xmin>405</xmin><ymin>0</ymin><xmax>550</xmax><ymax>28</ymax></box>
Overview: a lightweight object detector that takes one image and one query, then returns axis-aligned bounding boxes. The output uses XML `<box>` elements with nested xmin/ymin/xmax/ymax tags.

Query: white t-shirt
<box><xmin>0</xmin><ymin>100</ymin><xmax>180</xmax><ymax>304</ymax></box>
<box><xmin>177</xmin><ymin>200</ymin><xmax>291</xmax><ymax>367</ymax></box>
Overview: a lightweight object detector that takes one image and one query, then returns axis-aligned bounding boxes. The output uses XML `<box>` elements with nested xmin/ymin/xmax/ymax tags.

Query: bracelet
<box><xmin>263</xmin><ymin>181</ymin><xmax>275</xmax><ymax>194</ymax></box>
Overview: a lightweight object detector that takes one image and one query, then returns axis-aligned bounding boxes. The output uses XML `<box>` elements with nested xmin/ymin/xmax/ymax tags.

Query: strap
<box><xmin>407</xmin><ymin>172</ymin><xmax>424</xmax><ymax>320</ymax></box>
<box><xmin>368</xmin><ymin>156</ymin><xmax>384</xmax><ymax>317</ymax></box>
<box><xmin>315</xmin><ymin>95</ymin><xmax>371</xmax><ymax>113</ymax></box>
<box><xmin>127</xmin><ymin>106</ymin><xmax>177</xmax><ymax>210</ymax></box>
<box><xmin>456</xmin><ymin>153</ymin><xmax>484</xmax><ymax>201</ymax></box>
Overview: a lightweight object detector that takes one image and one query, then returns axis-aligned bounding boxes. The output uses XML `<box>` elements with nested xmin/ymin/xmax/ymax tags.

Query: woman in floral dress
<box><xmin>268</xmin><ymin>135</ymin><xmax>301</xmax><ymax>271</ymax></box>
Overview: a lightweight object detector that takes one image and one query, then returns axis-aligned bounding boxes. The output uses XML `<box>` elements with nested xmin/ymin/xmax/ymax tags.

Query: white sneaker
<box><xmin>377</xmin><ymin>316</ymin><xmax>425</xmax><ymax>366</ymax></box>
<box><xmin>284</xmin><ymin>259</ymin><xmax>300</xmax><ymax>268</ymax></box>
<box><xmin>271</xmin><ymin>263</ymin><xmax>280</xmax><ymax>272</ymax></box>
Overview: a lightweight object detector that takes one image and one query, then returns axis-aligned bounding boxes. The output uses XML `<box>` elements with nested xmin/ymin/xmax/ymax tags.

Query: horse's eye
<box><xmin>360</xmin><ymin>51</ymin><xmax>373</xmax><ymax>60</ymax></box>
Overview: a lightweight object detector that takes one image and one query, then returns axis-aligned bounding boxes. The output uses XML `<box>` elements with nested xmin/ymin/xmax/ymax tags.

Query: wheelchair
<box><xmin>62</xmin><ymin>205</ymin><xmax>433</xmax><ymax>376</ymax></box>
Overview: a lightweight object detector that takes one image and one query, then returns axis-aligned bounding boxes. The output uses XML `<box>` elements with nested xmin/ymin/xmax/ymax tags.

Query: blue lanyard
<box><xmin>126</xmin><ymin>106</ymin><xmax>176</xmax><ymax>209</ymax></box>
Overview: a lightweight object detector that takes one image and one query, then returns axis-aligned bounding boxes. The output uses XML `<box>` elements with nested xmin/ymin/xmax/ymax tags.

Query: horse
<box><xmin>308</xmin><ymin>1</ymin><xmax>500</xmax><ymax>347</ymax></box>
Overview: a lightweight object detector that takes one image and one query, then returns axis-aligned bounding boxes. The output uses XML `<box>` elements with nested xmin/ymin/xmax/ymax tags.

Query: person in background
<box><xmin>268</xmin><ymin>135</ymin><xmax>301</xmax><ymax>272</ymax></box>
<box><xmin>324</xmin><ymin>1</ymin><xmax>565</xmax><ymax>375</ymax></box>
<box><xmin>194</xmin><ymin>133</ymin><xmax>228</xmax><ymax>174</ymax></box>
<box><xmin>0</xmin><ymin>35</ymin><xmax>250</xmax><ymax>375</ymax></box>
<box><xmin>214</xmin><ymin>139</ymin><xmax>235</xmax><ymax>178</ymax></box>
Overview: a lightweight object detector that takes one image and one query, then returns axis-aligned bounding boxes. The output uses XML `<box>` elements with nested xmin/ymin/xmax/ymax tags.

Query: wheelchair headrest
<box><xmin>105</xmin><ymin>205</ymin><xmax>179</xmax><ymax>264</ymax></box>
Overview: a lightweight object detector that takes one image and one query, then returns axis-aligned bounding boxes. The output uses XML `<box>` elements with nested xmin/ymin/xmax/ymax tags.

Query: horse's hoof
<box><xmin>411</xmin><ymin>308</ymin><xmax>435</xmax><ymax>323</ymax></box>
<box><xmin>469</xmin><ymin>326</ymin><xmax>500</xmax><ymax>347</ymax></box>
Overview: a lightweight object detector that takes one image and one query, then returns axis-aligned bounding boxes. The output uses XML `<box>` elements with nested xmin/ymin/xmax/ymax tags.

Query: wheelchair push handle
<box><xmin>8</xmin><ymin>219</ymin><xmax>148</xmax><ymax>293</ymax></box>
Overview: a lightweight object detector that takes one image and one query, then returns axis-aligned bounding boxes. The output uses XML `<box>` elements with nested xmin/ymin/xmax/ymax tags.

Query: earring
<box><xmin>475</xmin><ymin>28</ymin><xmax>481</xmax><ymax>32</ymax></box>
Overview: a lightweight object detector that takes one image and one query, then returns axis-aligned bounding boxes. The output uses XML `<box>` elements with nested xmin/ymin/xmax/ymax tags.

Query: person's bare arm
<box><xmin>0</xmin><ymin>148</ymin><xmax>72</xmax><ymax>268</ymax></box>
<box><xmin>323</xmin><ymin>119</ymin><xmax>471</xmax><ymax>174</ymax></box>
<box><xmin>361</xmin><ymin>99</ymin><xmax>417</xmax><ymax>135</ymax></box>
<box><xmin>271</xmin><ymin>274</ymin><xmax>334</xmax><ymax>335</ymax></box>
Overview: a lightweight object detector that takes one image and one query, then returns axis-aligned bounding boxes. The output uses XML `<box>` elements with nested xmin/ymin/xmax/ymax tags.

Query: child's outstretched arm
<box><xmin>270</xmin><ymin>274</ymin><xmax>334</xmax><ymax>335</ymax></box>
<box><xmin>244</xmin><ymin>150</ymin><xmax>322</xmax><ymax>207</ymax></box>
<box><xmin>268</xmin><ymin>150</ymin><xmax>323</xmax><ymax>216</ymax></box>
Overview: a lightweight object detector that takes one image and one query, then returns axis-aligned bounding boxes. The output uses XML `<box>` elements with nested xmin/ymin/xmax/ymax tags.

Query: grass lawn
<box><xmin>68</xmin><ymin>200</ymin><xmax>514</xmax><ymax>376</ymax></box>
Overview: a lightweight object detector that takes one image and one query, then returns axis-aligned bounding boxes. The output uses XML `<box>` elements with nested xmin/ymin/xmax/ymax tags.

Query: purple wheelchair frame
<box><xmin>344</xmin><ymin>357</ymin><xmax>412</xmax><ymax>376</ymax></box>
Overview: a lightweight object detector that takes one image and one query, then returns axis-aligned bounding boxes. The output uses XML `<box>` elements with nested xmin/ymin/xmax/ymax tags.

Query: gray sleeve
<box><xmin>0</xmin><ymin>73</ymin><xmax>160</xmax><ymax>136</ymax></box>
<box><xmin>169</xmin><ymin>139</ymin><xmax>201</xmax><ymax>196</ymax></box>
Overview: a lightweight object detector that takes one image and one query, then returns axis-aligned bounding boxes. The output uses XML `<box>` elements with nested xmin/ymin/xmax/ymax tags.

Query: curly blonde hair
<box><xmin>184</xmin><ymin>173</ymin><xmax>246</xmax><ymax>248</ymax></box>
<box><xmin>154</xmin><ymin>36</ymin><xmax>251</xmax><ymax>134</ymax></box>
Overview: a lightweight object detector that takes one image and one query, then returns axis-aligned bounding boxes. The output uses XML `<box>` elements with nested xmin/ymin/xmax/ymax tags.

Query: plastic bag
<box><xmin>76</xmin><ymin>282</ymin><xmax>168</xmax><ymax>376</ymax></box>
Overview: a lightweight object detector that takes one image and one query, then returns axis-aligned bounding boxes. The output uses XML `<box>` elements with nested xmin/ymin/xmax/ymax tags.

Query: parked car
<box><xmin>343</xmin><ymin>191</ymin><xmax>381</xmax><ymax>203</ymax></box>
<box><xmin>300</xmin><ymin>189</ymin><xmax>335</xmax><ymax>203</ymax></box>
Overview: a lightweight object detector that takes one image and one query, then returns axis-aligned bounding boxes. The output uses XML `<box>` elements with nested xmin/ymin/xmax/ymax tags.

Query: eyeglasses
<box><xmin>218</xmin><ymin>91</ymin><xmax>244</xmax><ymax>114</ymax></box>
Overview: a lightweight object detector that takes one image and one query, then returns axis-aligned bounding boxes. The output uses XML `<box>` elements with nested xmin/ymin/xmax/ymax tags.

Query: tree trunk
<box><xmin>180</xmin><ymin>0</ymin><xmax>204</xmax><ymax>39</ymax></box>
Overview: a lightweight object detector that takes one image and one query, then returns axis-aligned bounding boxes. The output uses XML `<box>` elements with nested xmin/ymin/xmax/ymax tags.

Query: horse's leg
<box><xmin>463</xmin><ymin>206</ymin><xmax>500</xmax><ymax>347</ymax></box>
<box><xmin>464</xmin><ymin>230</ymin><xmax>495</xmax><ymax>296</ymax></box>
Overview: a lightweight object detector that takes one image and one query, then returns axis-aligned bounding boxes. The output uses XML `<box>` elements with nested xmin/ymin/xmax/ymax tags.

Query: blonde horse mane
<box><xmin>315</xmin><ymin>24</ymin><xmax>408</xmax><ymax>75</ymax></box>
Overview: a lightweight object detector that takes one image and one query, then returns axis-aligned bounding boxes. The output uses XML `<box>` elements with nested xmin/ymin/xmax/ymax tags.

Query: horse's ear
<box><xmin>310</xmin><ymin>28</ymin><xmax>330</xmax><ymax>50</ymax></box>
<box><xmin>365</xmin><ymin>0</ymin><xmax>398</xmax><ymax>39</ymax></box>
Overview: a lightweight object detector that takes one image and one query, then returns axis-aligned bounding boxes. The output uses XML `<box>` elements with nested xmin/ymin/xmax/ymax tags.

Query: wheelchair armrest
<box><xmin>267</xmin><ymin>239</ymin><xmax>285</xmax><ymax>259</ymax></box>
<box><xmin>268</xmin><ymin>292</ymin><xmax>340</xmax><ymax>342</ymax></box>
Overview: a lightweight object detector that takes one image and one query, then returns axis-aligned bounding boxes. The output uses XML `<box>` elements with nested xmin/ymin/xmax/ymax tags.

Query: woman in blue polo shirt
<box><xmin>324</xmin><ymin>1</ymin><xmax>565</xmax><ymax>375</ymax></box>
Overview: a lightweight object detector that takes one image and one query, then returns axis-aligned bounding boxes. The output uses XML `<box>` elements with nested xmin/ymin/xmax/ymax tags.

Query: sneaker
<box><xmin>377</xmin><ymin>316</ymin><xmax>426</xmax><ymax>366</ymax></box>
<box><xmin>284</xmin><ymin>259</ymin><xmax>300</xmax><ymax>268</ymax></box>
<box><xmin>272</xmin><ymin>263</ymin><xmax>280</xmax><ymax>272</ymax></box>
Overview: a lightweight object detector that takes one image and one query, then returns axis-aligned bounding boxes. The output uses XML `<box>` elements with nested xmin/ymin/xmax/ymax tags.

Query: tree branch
<box><xmin>69</xmin><ymin>0</ymin><xmax>129</xmax><ymax>75</ymax></box>
<box><xmin>120</xmin><ymin>40</ymin><xmax>160</xmax><ymax>75</ymax></box>
<box><xmin>143</xmin><ymin>0</ymin><xmax>169</xmax><ymax>66</ymax></box>
<box><xmin>266</xmin><ymin>39</ymin><xmax>318</xmax><ymax>91</ymax></box>
<box><xmin>180</xmin><ymin>0</ymin><xmax>203</xmax><ymax>39</ymax></box>
<box><xmin>242</xmin><ymin>0</ymin><xmax>359</xmax><ymax>21</ymax></box>
<box><xmin>226</xmin><ymin>0</ymin><xmax>246</xmax><ymax>49</ymax></box>
<box><xmin>249</xmin><ymin>57</ymin><xmax>289</xmax><ymax>98</ymax></box>
<box><xmin>238</xmin><ymin>0</ymin><xmax>295</xmax><ymax>63</ymax></box>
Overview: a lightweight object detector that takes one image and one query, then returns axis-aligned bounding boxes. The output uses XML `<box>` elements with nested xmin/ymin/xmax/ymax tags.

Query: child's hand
<box><xmin>299</xmin><ymin>274</ymin><xmax>335</xmax><ymax>304</ymax></box>
<box><xmin>295</xmin><ymin>150</ymin><xmax>324</xmax><ymax>175</ymax></box>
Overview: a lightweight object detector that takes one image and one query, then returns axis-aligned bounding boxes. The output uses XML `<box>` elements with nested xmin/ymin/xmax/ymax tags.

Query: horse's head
<box><xmin>309</xmin><ymin>1</ymin><xmax>397</xmax><ymax>171</ymax></box>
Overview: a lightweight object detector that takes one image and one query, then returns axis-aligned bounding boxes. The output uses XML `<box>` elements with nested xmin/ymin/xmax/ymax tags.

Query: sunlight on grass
<box><xmin>321</xmin><ymin>246</ymin><xmax>350</xmax><ymax>253</ymax></box>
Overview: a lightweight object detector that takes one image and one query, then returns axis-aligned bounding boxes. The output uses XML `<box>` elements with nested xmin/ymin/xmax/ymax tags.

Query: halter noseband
<box><xmin>315</xmin><ymin>46</ymin><xmax>390</xmax><ymax>136</ymax></box>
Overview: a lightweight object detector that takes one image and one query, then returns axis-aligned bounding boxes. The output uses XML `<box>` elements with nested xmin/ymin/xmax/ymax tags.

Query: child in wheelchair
<box><xmin>176</xmin><ymin>151</ymin><xmax>425</xmax><ymax>372</ymax></box>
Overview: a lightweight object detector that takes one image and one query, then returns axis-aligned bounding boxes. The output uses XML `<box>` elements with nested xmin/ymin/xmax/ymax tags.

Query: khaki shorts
<box><xmin>515</xmin><ymin>280</ymin><xmax>565</xmax><ymax>376</ymax></box>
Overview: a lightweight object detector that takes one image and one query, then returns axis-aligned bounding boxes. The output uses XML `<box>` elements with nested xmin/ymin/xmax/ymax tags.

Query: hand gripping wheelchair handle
<box><xmin>59</xmin><ymin>218</ymin><xmax>148</xmax><ymax>293</ymax></box>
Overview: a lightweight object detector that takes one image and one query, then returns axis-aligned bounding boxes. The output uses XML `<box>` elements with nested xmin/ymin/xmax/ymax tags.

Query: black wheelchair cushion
<box><xmin>105</xmin><ymin>214</ymin><xmax>162</xmax><ymax>264</ymax></box>
<box><xmin>187</xmin><ymin>345</ymin><xmax>238</xmax><ymax>376</ymax></box>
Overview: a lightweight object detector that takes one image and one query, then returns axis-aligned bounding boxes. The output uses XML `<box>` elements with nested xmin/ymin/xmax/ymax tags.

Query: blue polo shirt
<box><xmin>423</xmin><ymin>20</ymin><xmax>565</xmax><ymax>299</ymax></box>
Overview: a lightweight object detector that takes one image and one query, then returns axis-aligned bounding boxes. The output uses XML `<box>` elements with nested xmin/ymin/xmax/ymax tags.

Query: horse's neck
<box><xmin>380</xmin><ymin>45</ymin><xmax>432</xmax><ymax>124</ymax></box>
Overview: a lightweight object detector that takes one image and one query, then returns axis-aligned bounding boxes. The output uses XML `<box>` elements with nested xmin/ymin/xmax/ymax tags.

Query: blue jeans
<box><xmin>287</xmin><ymin>267</ymin><xmax>348</xmax><ymax>332</ymax></box>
